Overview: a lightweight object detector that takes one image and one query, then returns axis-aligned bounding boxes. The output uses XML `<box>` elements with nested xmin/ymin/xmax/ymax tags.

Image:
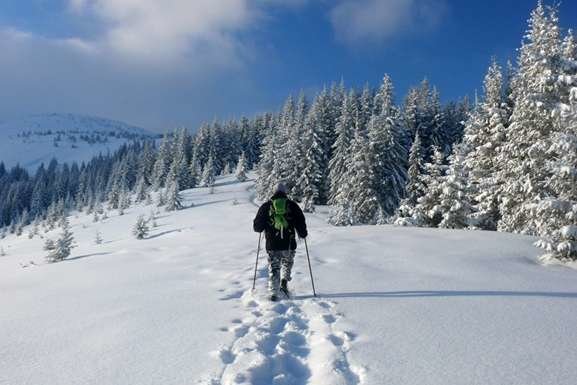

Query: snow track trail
<box><xmin>207</xmin><ymin>182</ymin><xmax>365</xmax><ymax>384</ymax></box>
<box><xmin>203</xmin><ymin>274</ymin><xmax>365</xmax><ymax>385</ymax></box>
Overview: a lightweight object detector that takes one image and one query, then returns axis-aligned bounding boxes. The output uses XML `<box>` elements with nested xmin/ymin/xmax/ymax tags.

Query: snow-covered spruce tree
<box><xmin>275</xmin><ymin>94</ymin><xmax>303</xmax><ymax>196</ymax></box>
<box><xmin>134</xmin><ymin>175</ymin><xmax>148</xmax><ymax>203</ymax></box>
<box><xmin>168</xmin><ymin>128</ymin><xmax>192</xmax><ymax>189</ymax></box>
<box><xmin>428</xmin><ymin>87</ymin><xmax>448</xmax><ymax>155</ymax></box>
<box><xmin>95</xmin><ymin>231</ymin><xmax>103</xmax><ymax>245</ymax></box>
<box><xmin>368</xmin><ymin>74</ymin><xmax>408</xmax><ymax>218</ymax></box>
<box><xmin>345</xmin><ymin>129</ymin><xmax>380</xmax><ymax>224</ymax></box>
<box><xmin>235</xmin><ymin>152</ymin><xmax>248</xmax><ymax>182</ymax></box>
<box><xmin>395</xmin><ymin>133</ymin><xmax>426</xmax><ymax>225</ymax></box>
<box><xmin>308</xmin><ymin>88</ymin><xmax>333</xmax><ymax>203</ymax></box>
<box><xmin>208</xmin><ymin>121</ymin><xmax>226</xmax><ymax>175</ymax></box>
<box><xmin>133</xmin><ymin>215</ymin><xmax>149</xmax><ymax>240</ymax></box>
<box><xmin>46</xmin><ymin>219</ymin><xmax>75</xmax><ymax>263</ymax></box>
<box><xmin>358</xmin><ymin>84</ymin><xmax>374</xmax><ymax>135</ymax></box>
<box><xmin>437</xmin><ymin>144</ymin><xmax>472</xmax><ymax>229</ymax></box>
<box><xmin>498</xmin><ymin>2</ymin><xmax>564</xmax><ymax>235</ymax></box>
<box><xmin>411</xmin><ymin>146</ymin><xmax>447</xmax><ymax>227</ymax></box>
<box><xmin>464</xmin><ymin>59</ymin><xmax>509</xmax><ymax>230</ymax></box>
<box><xmin>148</xmin><ymin>211</ymin><xmax>158</xmax><ymax>228</ymax></box>
<box><xmin>189</xmin><ymin>151</ymin><xmax>201</xmax><ymax>189</ymax></box>
<box><xmin>200</xmin><ymin>155</ymin><xmax>216</xmax><ymax>188</ymax></box>
<box><xmin>255</xmin><ymin>118</ymin><xmax>278</xmax><ymax>200</ymax></box>
<box><xmin>156</xmin><ymin>188</ymin><xmax>167</xmax><ymax>208</ymax></box>
<box><xmin>138</xmin><ymin>141</ymin><xmax>157</xmax><ymax>183</ymax></box>
<box><xmin>328</xmin><ymin>199</ymin><xmax>353</xmax><ymax>226</ymax></box>
<box><xmin>151</xmin><ymin>134</ymin><xmax>172</xmax><ymax>190</ymax></box>
<box><xmin>222</xmin><ymin>163</ymin><xmax>231</xmax><ymax>176</ymax></box>
<box><xmin>328</xmin><ymin>90</ymin><xmax>356</xmax><ymax>204</ymax></box>
<box><xmin>194</xmin><ymin>123</ymin><xmax>212</xmax><ymax>169</ymax></box>
<box><xmin>295</xmin><ymin>96</ymin><xmax>326</xmax><ymax>207</ymax></box>
<box><xmin>165</xmin><ymin>179</ymin><xmax>183</xmax><ymax>212</ymax></box>
<box><xmin>534</xmin><ymin>41</ymin><xmax>577</xmax><ymax>261</ymax></box>
<box><xmin>330</xmin><ymin>114</ymin><xmax>379</xmax><ymax>226</ymax></box>
<box><xmin>43</xmin><ymin>238</ymin><xmax>55</xmax><ymax>252</ymax></box>
<box><xmin>118</xmin><ymin>187</ymin><xmax>131</xmax><ymax>214</ymax></box>
<box><xmin>403</xmin><ymin>87</ymin><xmax>421</xmax><ymax>142</ymax></box>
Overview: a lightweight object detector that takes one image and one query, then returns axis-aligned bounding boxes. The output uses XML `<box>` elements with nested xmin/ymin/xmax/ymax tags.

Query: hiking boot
<box><xmin>280</xmin><ymin>279</ymin><xmax>289</xmax><ymax>296</ymax></box>
<box><xmin>270</xmin><ymin>294</ymin><xmax>279</xmax><ymax>302</ymax></box>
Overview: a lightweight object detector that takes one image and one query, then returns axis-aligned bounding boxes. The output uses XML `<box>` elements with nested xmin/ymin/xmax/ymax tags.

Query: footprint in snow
<box><xmin>211</xmin><ymin>290</ymin><xmax>363</xmax><ymax>385</ymax></box>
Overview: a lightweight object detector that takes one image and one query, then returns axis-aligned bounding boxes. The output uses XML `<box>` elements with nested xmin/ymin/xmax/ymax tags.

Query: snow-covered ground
<box><xmin>1</xmin><ymin>176</ymin><xmax>577</xmax><ymax>385</ymax></box>
<box><xmin>0</xmin><ymin>113</ymin><xmax>157</xmax><ymax>170</ymax></box>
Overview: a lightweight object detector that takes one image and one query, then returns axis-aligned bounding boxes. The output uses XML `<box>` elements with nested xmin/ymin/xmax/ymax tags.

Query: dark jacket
<box><xmin>253</xmin><ymin>191</ymin><xmax>308</xmax><ymax>251</ymax></box>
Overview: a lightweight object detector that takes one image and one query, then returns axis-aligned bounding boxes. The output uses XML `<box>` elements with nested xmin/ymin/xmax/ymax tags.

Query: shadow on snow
<box><xmin>293</xmin><ymin>290</ymin><xmax>577</xmax><ymax>300</ymax></box>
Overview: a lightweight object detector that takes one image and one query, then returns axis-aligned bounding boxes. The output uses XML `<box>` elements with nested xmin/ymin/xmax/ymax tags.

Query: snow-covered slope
<box><xmin>0</xmin><ymin>113</ymin><xmax>158</xmax><ymax>170</ymax></box>
<box><xmin>1</xmin><ymin>176</ymin><xmax>576</xmax><ymax>385</ymax></box>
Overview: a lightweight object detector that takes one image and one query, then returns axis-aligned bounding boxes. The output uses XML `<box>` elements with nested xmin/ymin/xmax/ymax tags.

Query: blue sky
<box><xmin>0</xmin><ymin>0</ymin><xmax>575</xmax><ymax>132</ymax></box>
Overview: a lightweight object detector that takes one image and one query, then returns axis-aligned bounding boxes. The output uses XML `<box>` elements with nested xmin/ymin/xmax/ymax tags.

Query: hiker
<box><xmin>253</xmin><ymin>182</ymin><xmax>308</xmax><ymax>301</ymax></box>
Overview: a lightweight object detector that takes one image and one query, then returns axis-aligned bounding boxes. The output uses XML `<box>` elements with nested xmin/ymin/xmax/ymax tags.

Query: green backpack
<box><xmin>270</xmin><ymin>198</ymin><xmax>290</xmax><ymax>239</ymax></box>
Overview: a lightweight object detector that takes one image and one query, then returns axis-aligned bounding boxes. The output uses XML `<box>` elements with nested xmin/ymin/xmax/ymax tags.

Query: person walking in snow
<box><xmin>253</xmin><ymin>182</ymin><xmax>308</xmax><ymax>301</ymax></box>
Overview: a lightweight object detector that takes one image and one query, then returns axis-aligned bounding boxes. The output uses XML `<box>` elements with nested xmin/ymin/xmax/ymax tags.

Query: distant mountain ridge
<box><xmin>0</xmin><ymin>113</ymin><xmax>159</xmax><ymax>170</ymax></box>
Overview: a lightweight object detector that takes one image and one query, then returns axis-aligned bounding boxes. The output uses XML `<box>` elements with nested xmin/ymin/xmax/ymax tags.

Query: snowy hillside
<box><xmin>1</xmin><ymin>176</ymin><xmax>577</xmax><ymax>385</ymax></box>
<box><xmin>0</xmin><ymin>113</ymin><xmax>158</xmax><ymax>170</ymax></box>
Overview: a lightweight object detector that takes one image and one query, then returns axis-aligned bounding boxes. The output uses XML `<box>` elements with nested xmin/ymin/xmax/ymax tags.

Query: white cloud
<box><xmin>329</xmin><ymin>0</ymin><xmax>446</xmax><ymax>45</ymax></box>
<box><xmin>0</xmin><ymin>1</ymin><xmax>317</xmax><ymax>130</ymax></box>
<box><xmin>64</xmin><ymin>0</ymin><xmax>255</xmax><ymax>66</ymax></box>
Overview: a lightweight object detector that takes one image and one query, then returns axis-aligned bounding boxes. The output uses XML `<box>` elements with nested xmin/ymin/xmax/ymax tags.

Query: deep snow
<box><xmin>1</xmin><ymin>176</ymin><xmax>576</xmax><ymax>385</ymax></box>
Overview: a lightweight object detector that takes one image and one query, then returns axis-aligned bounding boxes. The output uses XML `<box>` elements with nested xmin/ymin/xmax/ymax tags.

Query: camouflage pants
<box><xmin>267</xmin><ymin>250</ymin><xmax>295</xmax><ymax>294</ymax></box>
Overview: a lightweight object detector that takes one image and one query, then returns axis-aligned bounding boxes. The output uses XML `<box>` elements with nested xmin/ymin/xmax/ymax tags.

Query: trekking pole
<box><xmin>304</xmin><ymin>237</ymin><xmax>317</xmax><ymax>297</ymax></box>
<box><xmin>252</xmin><ymin>232</ymin><xmax>262</xmax><ymax>291</ymax></box>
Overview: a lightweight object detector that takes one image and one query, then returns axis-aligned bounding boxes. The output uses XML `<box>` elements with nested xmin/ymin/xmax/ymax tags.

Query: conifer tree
<box><xmin>134</xmin><ymin>176</ymin><xmax>148</xmax><ymax>203</ymax></box>
<box><xmin>133</xmin><ymin>215</ymin><xmax>149</xmax><ymax>240</ymax></box>
<box><xmin>95</xmin><ymin>231</ymin><xmax>103</xmax><ymax>245</ymax></box>
<box><xmin>346</xmin><ymin>132</ymin><xmax>380</xmax><ymax>224</ymax></box>
<box><xmin>151</xmin><ymin>135</ymin><xmax>172</xmax><ymax>190</ymax></box>
<box><xmin>498</xmin><ymin>2</ymin><xmax>564</xmax><ymax>234</ymax></box>
<box><xmin>149</xmin><ymin>211</ymin><xmax>158</xmax><ymax>228</ymax></box>
<box><xmin>235</xmin><ymin>152</ymin><xmax>248</xmax><ymax>182</ymax></box>
<box><xmin>223</xmin><ymin>163</ymin><xmax>231</xmax><ymax>176</ymax></box>
<box><xmin>189</xmin><ymin>152</ymin><xmax>201</xmax><ymax>189</ymax></box>
<box><xmin>411</xmin><ymin>146</ymin><xmax>447</xmax><ymax>227</ymax></box>
<box><xmin>274</xmin><ymin>95</ymin><xmax>299</xmax><ymax>194</ymax></box>
<box><xmin>368</xmin><ymin>75</ymin><xmax>408</xmax><ymax>217</ymax></box>
<box><xmin>165</xmin><ymin>179</ymin><xmax>183</xmax><ymax>211</ymax></box>
<box><xmin>437</xmin><ymin>144</ymin><xmax>472</xmax><ymax>229</ymax></box>
<box><xmin>46</xmin><ymin>219</ymin><xmax>75</xmax><ymax>263</ymax></box>
<box><xmin>296</xmin><ymin>99</ymin><xmax>325</xmax><ymax>205</ymax></box>
<box><xmin>256</xmin><ymin>117</ymin><xmax>279</xmax><ymax>199</ymax></box>
<box><xmin>43</xmin><ymin>238</ymin><xmax>55</xmax><ymax>252</ymax></box>
<box><xmin>328</xmin><ymin>90</ymin><xmax>356</xmax><ymax>204</ymax></box>
<box><xmin>395</xmin><ymin>133</ymin><xmax>426</xmax><ymax>225</ymax></box>
<box><xmin>201</xmin><ymin>155</ymin><xmax>216</xmax><ymax>188</ymax></box>
<box><xmin>534</xmin><ymin>42</ymin><xmax>577</xmax><ymax>260</ymax></box>
<box><xmin>465</xmin><ymin>59</ymin><xmax>509</xmax><ymax>230</ymax></box>
<box><xmin>168</xmin><ymin>128</ymin><xmax>192</xmax><ymax>189</ymax></box>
